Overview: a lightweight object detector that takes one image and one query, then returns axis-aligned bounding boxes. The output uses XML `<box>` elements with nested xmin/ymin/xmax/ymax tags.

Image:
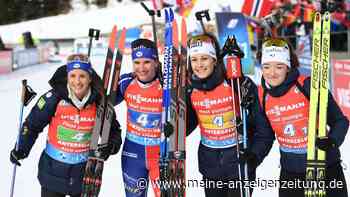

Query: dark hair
<box><xmin>256</xmin><ymin>37</ymin><xmax>300</xmax><ymax>68</ymax></box>
<box><xmin>131</xmin><ymin>38</ymin><xmax>156</xmax><ymax>50</ymax></box>
<box><xmin>187</xmin><ymin>33</ymin><xmax>226</xmax><ymax>80</ymax></box>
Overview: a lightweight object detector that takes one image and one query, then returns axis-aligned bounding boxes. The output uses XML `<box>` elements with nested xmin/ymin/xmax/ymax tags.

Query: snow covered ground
<box><xmin>0</xmin><ymin>0</ymin><xmax>244</xmax><ymax>44</ymax></box>
<box><xmin>0</xmin><ymin>56</ymin><xmax>349</xmax><ymax>197</ymax></box>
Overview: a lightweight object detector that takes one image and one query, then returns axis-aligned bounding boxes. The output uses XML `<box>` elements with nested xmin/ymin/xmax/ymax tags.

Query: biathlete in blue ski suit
<box><xmin>10</xmin><ymin>54</ymin><xmax>122</xmax><ymax>197</ymax></box>
<box><xmin>114</xmin><ymin>39</ymin><xmax>167</xmax><ymax>197</ymax></box>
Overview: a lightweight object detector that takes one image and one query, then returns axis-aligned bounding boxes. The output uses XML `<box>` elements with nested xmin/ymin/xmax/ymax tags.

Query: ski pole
<box><xmin>140</xmin><ymin>2</ymin><xmax>163</xmax><ymax>83</ymax></box>
<box><xmin>10</xmin><ymin>80</ymin><xmax>36</xmax><ymax>197</ymax></box>
<box><xmin>140</xmin><ymin>2</ymin><xmax>160</xmax><ymax>59</ymax></box>
<box><xmin>87</xmin><ymin>28</ymin><xmax>100</xmax><ymax>58</ymax></box>
<box><xmin>223</xmin><ymin>36</ymin><xmax>244</xmax><ymax>197</ymax></box>
<box><xmin>223</xmin><ymin>36</ymin><xmax>251</xmax><ymax>197</ymax></box>
<box><xmin>231</xmin><ymin>39</ymin><xmax>251</xmax><ymax>197</ymax></box>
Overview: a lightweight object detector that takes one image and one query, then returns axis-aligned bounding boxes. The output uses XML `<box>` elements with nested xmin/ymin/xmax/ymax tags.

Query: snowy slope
<box><xmin>0</xmin><ymin>0</ymin><xmax>244</xmax><ymax>44</ymax></box>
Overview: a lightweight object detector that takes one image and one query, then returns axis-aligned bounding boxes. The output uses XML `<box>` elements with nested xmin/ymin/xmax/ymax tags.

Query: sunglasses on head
<box><xmin>189</xmin><ymin>35</ymin><xmax>214</xmax><ymax>45</ymax></box>
<box><xmin>263</xmin><ymin>38</ymin><xmax>289</xmax><ymax>48</ymax></box>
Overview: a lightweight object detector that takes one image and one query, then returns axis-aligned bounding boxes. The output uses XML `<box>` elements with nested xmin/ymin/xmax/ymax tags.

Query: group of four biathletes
<box><xmin>10</xmin><ymin>30</ymin><xmax>348</xmax><ymax>197</ymax></box>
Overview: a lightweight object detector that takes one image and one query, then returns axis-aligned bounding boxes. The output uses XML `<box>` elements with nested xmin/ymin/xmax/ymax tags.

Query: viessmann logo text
<box><xmin>192</xmin><ymin>96</ymin><xmax>232</xmax><ymax>109</ymax></box>
<box><xmin>126</xmin><ymin>93</ymin><xmax>162</xmax><ymax>104</ymax></box>
<box><xmin>266</xmin><ymin>102</ymin><xmax>306</xmax><ymax>116</ymax></box>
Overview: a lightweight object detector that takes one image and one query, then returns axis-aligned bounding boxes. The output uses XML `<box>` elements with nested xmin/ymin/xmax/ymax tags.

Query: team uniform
<box><xmin>186</xmin><ymin>33</ymin><xmax>274</xmax><ymax>197</ymax></box>
<box><xmin>116</xmin><ymin>73</ymin><xmax>162</xmax><ymax>197</ymax></box>
<box><xmin>14</xmin><ymin>65</ymin><xmax>122</xmax><ymax>196</ymax></box>
<box><xmin>253</xmin><ymin>68</ymin><xmax>349</xmax><ymax>197</ymax></box>
<box><xmin>187</xmin><ymin>66</ymin><xmax>272</xmax><ymax>197</ymax></box>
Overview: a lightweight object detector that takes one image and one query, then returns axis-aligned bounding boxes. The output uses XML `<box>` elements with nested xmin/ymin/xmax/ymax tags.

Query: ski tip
<box><xmin>165</xmin><ymin>9</ymin><xmax>169</xmax><ymax>22</ymax></box>
<box><xmin>314</xmin><ymin>12</ymin><xmax>321</xmax><ymax>22</ymax></box>
<box><xmin>118</xmin><ymin>27</ymin><xmax>127</xmax><ymax>53</ymax></box>
<box><xmin>108</xmin><ymin>25</ymin><xmax>118</xmax><ymax>47</ymax></box>
<box><xmin>323</xmin><ymin>12</ymin><xmax>331</xmax><ymax>21</ymax></box>
<box><xmin>172</xmin><ymin>19</ymin><xmax>179</xmax><ymax>47</ymax></box>
<box><xmin>169</xmin><ymin>8</ymin><xmax>174</xmax><ymax>21</ymax></box>
<box><xmin>181</xmin><ymin>18</ymin><xmax>187</xmax><ymax>45</ymax></box>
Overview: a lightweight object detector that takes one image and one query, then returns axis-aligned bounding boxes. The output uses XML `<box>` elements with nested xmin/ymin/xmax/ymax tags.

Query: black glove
<box><xmin>240</xmin><ymin>78</ymin><xmax>254</xmax><ymax>108</ymax></box>
<box><xmin>239</xmin><ymin>149</ymin><xmax>258</xmax><ymax>169</ymax></box>
<box><xmin>10</xmin><ymin>149</ymin><xmax>27</xmax><ymax>166</ymax></box>
<box><xmin>97</xmin><ymin>143</ymin><xmax>114</xmax><ymax>161</ymax></box>
<box><xmin>316</xmin><ymin>137</ymin><xmax>336</xmax><ymax>151</ymax></box>
<box><xmin>99</xmin><ymin>127</ymin><xmax>123</xmax><ymax>161</ymax></box>
<box><xmin>236</xmin><ymin>117</ymin><xmax>243</xmax><ymax>135</ymax></box>
<box><xmin>164</xmin><ymin>121</ymin><xmax>174</xmax><ymax>138</ymax></box>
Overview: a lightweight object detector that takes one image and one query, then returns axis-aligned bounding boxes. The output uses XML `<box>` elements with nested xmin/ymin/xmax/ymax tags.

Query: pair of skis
<box><xmin>305</xmin><ymin>11</ymin><xmax>331</xmax><ymax>197</ymax></box>
<box><xmin>81</xmin><ymin>25</ymin><xmax>126</xmax><ymax>197</ymax></box>
<box><xmin>160</xmin><ymin>7</ymin><xmax>187</xmax><ymax>197</ymax></box>
<box><xmin>222</xmin><ymin>36</ymin><xmax>252</xmax><ymax>197</ymax></box>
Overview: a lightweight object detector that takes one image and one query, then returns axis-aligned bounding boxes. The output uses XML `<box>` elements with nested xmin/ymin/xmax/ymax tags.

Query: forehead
<box><xmin>262</xmin><ymin>61</ymin><xmax>289</xmax><ymax>67</ymax></box>
<box><xmin>133</xmin><ymin>58</ymin><xmax>155</xmax><ymax>63</ymax></box>
<box><xmin>67</xmin><ymin>69</ymin><xmax>90</xmax><ymax>76</ymax></box>
<box><xmin>190</xmin><ymin>54</ymin><xmax>213</xmax><ymax>59</ymax></box>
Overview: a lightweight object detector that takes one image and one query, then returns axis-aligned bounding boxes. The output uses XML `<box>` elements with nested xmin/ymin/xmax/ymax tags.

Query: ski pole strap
<box><xmin>295</xmin><ymin>81</ymin><xmax>310</xmax><ymax>100</ymax></box>
<box><xmin>262</xmin><ymin>90</ymin><xmax>268</xmax><ymax>112</ymax></box>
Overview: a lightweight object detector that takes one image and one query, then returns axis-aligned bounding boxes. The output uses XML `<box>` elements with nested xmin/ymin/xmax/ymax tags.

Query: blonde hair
<box><xmin>66</xmin><ymin>53</ymin><xmax>89</xmax><ymax>63</ymax></box>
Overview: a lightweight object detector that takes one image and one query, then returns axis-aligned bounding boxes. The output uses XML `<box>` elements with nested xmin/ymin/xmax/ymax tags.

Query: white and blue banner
<box><xmin>216</xmin><ymin>12</ymin><xmax>255</xmax><ymax>75</ymax></box>
<box><xmin>296</xmin><ymin>35</ymin><xmax>312</xmax><ymax>76</ymax></box>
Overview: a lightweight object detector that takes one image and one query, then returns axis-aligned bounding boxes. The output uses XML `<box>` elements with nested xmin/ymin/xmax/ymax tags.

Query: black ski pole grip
<box><xmin>222</xmin><ymin>35</ymin><xmax>244</xmax><ymax>58</ymax></box>
<box><xmin>195</xmin><ymin>10</ymin><xmax>210</xmax><ymax>33</ymax></box>
<box><xmin>195</xmin><ymin>10</ymin><xmax>210</xmax><ymax>21</ymax></box>
<box><xmin>87</xmin><ymin>28</ymin><xmax>100</xmax><ymax>58</ymax></box>
<box><xmin>89</xmin><ymin>28</ymin><xmax>100</xmax><ymax>40</ymax></box>
<box><xmin>21</xmin><ymin>79</ymin><xmax>37</xmax><ymax>106</ymax></box>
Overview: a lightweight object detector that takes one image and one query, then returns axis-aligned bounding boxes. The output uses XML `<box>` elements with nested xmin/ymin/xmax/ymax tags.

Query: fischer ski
<box><xmin>305</xmin><ymin>11</ymin><xmax>331</xmax><ymax>197</ymax></box>
<box><xmin>81</xmin><ymin>25</ymin><xmax>126</xmax><ymax>197</ymax></box>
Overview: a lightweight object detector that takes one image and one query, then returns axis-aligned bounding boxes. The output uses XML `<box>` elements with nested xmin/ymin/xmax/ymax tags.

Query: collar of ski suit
<box><xmin>261</xmin><ymin>67</ymin><xmax>300</xmax><ymax>97</ymax></box>
<box><xmin>67</xmin><ymin>84</ymin><xmax>92</xmax><ymax>110</ymax></box>
<box><xmin>136</xmin><ymin>72</ymin><xmax>159</xmax><ymax>85</ymax></box>
<box><xmin>190</xmin><ymin>64</ymin><xmax>225</xmax><ymax>91</ymax></box>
